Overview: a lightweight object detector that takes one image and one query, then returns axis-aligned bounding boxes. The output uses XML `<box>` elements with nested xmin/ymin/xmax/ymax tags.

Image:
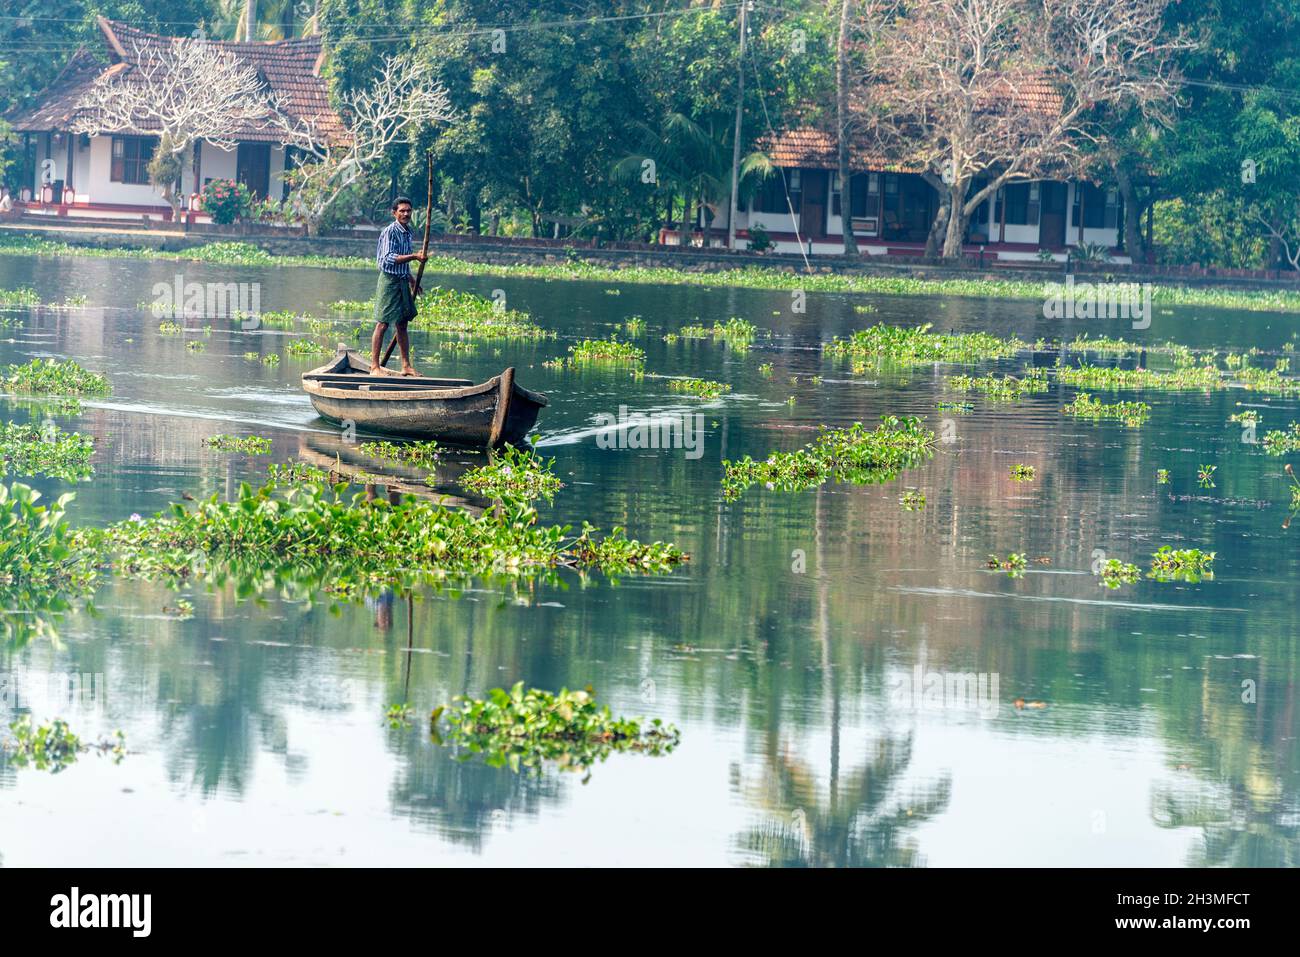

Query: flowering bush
<box><xmin>201</xmin><ymin>179</ymin><xmax>254</xmax><ymax>225</ymax></box>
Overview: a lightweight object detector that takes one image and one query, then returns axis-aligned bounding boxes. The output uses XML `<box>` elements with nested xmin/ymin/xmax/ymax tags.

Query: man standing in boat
<box><xmin>371</xmin><ymin>196</ymin><xmax>427</xmax><ymax>377</ymax></box>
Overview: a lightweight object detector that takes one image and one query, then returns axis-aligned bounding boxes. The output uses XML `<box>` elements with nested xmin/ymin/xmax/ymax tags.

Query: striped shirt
<box><xmin>376</xmin><ymin>221</ymin><xmax>414</xmax><ymax>278</ymax></box>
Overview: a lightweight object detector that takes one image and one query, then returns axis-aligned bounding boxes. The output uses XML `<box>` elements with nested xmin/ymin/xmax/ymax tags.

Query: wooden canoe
<box><xmin>302</xmin><ymin>345</ymin><xmax>547</xmax><ymax>447</ymax></box>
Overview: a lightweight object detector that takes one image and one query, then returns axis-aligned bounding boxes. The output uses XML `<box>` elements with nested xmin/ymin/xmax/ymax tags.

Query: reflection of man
<box><xmin>366</xmin><ymin>588</ymin><xmax>395</xmax><ymax>631</ymax></box>
<box><xmin>371</xmin><ymin>196</ymin><xmax>427</xmax><ymax>377</ymax></box>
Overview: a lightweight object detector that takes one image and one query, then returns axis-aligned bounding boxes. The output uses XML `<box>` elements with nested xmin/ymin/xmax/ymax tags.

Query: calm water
<box><xmin>0</xmin><ymin>253</ymin><xmax>1297</xmax><ymax>867</ymax></box>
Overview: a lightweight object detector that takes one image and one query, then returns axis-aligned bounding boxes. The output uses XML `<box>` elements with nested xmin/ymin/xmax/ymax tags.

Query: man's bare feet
<box><xmin>369</xmin><ymin>365</ymin><xmax>389</xmax><ymax>376</ymax></box>
<box><xmin>400</xmin><ymin>366</ymin><xmax>420</xmax><ymax>377</ymax></box>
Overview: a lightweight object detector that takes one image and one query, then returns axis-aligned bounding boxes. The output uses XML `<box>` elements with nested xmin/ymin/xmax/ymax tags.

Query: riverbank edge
<box><xmin>3</xmin><ymin>222</ymin><xmax>1300</xmax><ymax>312</ymax></box>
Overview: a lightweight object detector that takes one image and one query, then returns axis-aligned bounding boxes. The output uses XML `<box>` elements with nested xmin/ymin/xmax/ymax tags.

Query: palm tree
<box><xmin>612</xmin><ymin>112</ymin><xmax>772</xmax><ymax>242</ymax></box>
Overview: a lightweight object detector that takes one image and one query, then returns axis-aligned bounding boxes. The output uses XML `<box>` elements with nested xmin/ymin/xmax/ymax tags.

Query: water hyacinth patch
<box><xmin>1148</xmin><ymin>547</ymin><xmax>1215</xmax><ymax>583</ymax></box>
<box><xmin>412</xmin><ymin>288</ymin><xmax>550</xmax><ymax>339</ymax></box>
<box><xmin>459</xmin><ymin>445</ymin><xmax>563</xmax><ymax>502</ymax></box>
<box><xmin>1198</xmin><ymin>463</ymin><xmax>1217</xmax><ymax>488</ymax></box>
<box><xmin>946</xmin><ymin>370</ymin><xmax>1048</xmax><ymax>400</ymax></box>
<box><xmin>3</xmin><ymin>359</ymin><xmax>110</xmax><ymax>397</ymax></box>
<box><xmin>2</xmin><ymin>716</ymin><xmax>126</xmax><ymax>773</ymax></box>
<box><xmin>89</xmin><ymin>480</ymin><xmax>686</xmax><ymax>597</ymax></box>
<box><xmin>675</xmin><ymin>317</ymin><xmax>759</xmax><ymax>349</ymax></box>
<box><xmin>1263</xmin><ymin>423</ymin><xmax>1300</xmax><ymax>455</ymax></box>
<box><xmin>565</xmin><ymin>338</ymin><xmax>645</xmax><ymax>366</ymax></box>
<box><xmin>1010</xmin><ymin>464</ymin><xmax>1036</xmax><ymax>482</ymax></box>
<box><xmin>824</xmin><ymin>323</ymin><xmax>1028</xmax><ymax>372</ymax></box>
<box><xmin>1053</xmin><ymin>359</ymin><xmax>1222</xmax><ymax>392</ymax></box>
<box><xmin>1097</xmin><ymin>559</ymin><xmax>1142</xmax><ymax>589</ymax></box>
<box><xmin>668</xmin><ymin>377</ymin><xmax>731</xmax><ymax>399</ymax></box>
<box><xmin>357</xmin><ymin>439</ymin><xmax>441</xmax><ymax>468</ymax></box>
<box><xmin>721</xmin><ymin>416</ymin><xmax>935</xmax><ymax>501</ymax></box>
<box><xmin>0</xmin><ymin>483</ymin><xmax>99</xmax><ymax>645</ymax></box>
<box><xmin>900</xmin><ymin>489</ymin><xmax>926</xmax><ymax>511</ymax></box>
<box><xmin>1063</xmin><ymin>393</ymin><xmax>1151</xmax><ymax>427</ymax></box>
<box><xmin>0</xmin><ymin>287</ymin><xmax>40</xmax><ymax>307</ymax></box>
<box><xmin>284</xmin><ymin>339</ymin><xmax>331</xmax><ymax>358</ymax></box>
<box><xmin>0</xmin><ymin>422</ymin><xmax>94</xmax><ymax>481</ymax></box>
<box><xmin>431</xmin><ymin>681</ymin><xmax>680</xmax><ymax>776</ymax></box>
<box><xmin>204</xmin><ymin>434</ymin><xmax>272</xmax><ymax>455</ymax></box>
<box><xmin>985</xmin><ymin>552</ymin><xmax>1028</xmax><ymax>577</ymax></box>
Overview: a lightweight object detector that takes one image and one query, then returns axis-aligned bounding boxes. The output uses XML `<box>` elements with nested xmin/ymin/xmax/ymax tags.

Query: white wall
<box><xmin>83</xmin><ymin>135</ymin><xmax>168</xmax><ymax>205</ymax></box>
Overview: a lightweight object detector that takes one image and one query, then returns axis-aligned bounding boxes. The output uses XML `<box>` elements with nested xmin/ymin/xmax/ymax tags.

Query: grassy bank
<box><xmin>4</xmin><ymin>234</ymin><xmax>1300</xmax><ymax>313</ymax></box>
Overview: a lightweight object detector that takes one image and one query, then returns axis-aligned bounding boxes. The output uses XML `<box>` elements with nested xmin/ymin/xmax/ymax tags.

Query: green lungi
<box><xmin>374</xmin><ymin>273</ymin><xmax>417</xmax><ymax>326</ymax></box>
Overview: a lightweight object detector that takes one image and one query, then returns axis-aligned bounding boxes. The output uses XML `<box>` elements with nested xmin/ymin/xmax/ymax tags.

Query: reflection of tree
<box><xmin>735</xmin><ymin>731</ymin><xmax>951</xmax><ymax>867</ymax></box>
<box><xmin>1152</xmin><ymin>781</ymin><xmax>1300</xmax><ymax>867</ymax></box>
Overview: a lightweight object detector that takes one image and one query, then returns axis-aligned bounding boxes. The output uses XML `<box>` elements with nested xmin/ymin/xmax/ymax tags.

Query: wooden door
<box><xmin>1040</xmin><ymin>182</ymin><xmax>1067</xmax><ymax>248</ymax></box>
<box><xmin>236</xmin><ymin>143</ymin><xmax>271</xmax><ymax>199</ymax></box>
<box><xmin>800</xmin><ymin>170</ymin><xmax>827</xmax><ymax>240</ymax></box>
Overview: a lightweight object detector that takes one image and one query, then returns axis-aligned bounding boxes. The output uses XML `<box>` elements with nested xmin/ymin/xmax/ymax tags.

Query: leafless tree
<box><xmin>73</xmin><ymin>39</ymin><xmax>282</xmax><ymax>219</ymax></box>
<box><xmin>853</xmin><ymin>0</ymin><xmax>1186</xmax><ymax>260</ymax></box>
<box><xmin>271</xmin><ymin>55</ymin><xmax>456</xmax><ymax>234</ymax></box>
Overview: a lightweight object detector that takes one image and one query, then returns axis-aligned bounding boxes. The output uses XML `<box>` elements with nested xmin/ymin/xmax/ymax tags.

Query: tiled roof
<box><xmin>757</xmin><ymin>128</ymin><xmax>923</xmax><ymax>174</ymax></box>
<box><xmin>7</xmin><ymin>18</ymin><xmax>347</xmax><ymax>145</ymax></box>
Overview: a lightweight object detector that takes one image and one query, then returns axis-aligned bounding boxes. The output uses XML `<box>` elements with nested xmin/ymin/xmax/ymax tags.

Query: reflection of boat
<box><xmin>301</xmin><ymin>346</ymin><xmax>547</xmax><ymax>447</ymax></box>
<box><xmin>296</xmin><ymin>433</ymin><xmax>484</xmax><ymax>513</ymax></box>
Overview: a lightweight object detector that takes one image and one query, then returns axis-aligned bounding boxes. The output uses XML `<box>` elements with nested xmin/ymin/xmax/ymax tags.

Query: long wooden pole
<box><xmin>380</xmin><ymin>153</ymin><xmax>433</xmax><ymax>369</ymax></box>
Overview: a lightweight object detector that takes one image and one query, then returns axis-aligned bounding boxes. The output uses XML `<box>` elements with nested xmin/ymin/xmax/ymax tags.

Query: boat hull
<box><xmin>302</xmin><ymin>349</ymin><xmax>547</xmax><ymax>446</ymax></box>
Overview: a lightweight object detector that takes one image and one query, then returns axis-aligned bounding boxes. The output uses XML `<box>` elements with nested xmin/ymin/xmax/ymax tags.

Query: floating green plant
<box><xmin>0</xmin><ymin>287</ymin><xmax>39</xmax><ymax>307</ymax></box>
<box><xmin>90</xmin><ymin>481</ymin><xmax>687</xmax><ymax>597</ymax></box>
<box><xmin>158</xmin><ymin>320</ymin><xmax>183</xmax><ymax>334</ymax></box>
<box><xmin>357</xmin><ymin>439</ymin><xmax>441</xmax><ymax>468</ymax></box>
<box><xmin>0</xmin><ymin>483</ymin><xmax>99</xmax><ymax>644</ymax></box>
<box><xmin>1010</xmin><ymin>464</ymin><xmax>1036</xmax><ymax>482</ymax></box>
<box><xmin>1063</xmin><ymin>392</ymin><xmax>1151</xmax><ymax>427</ymax></box>
<box><xmin>267</xmin><ymin>462</ymin><xmax>332</xmax><ymax>484</ymax></box>
<box><xmin>204</xmin><ymin>434</ymin><xmax>272</xmax><ymax>455</ymax></box>
<box><xmin>459</xmin><ymin>446</ymin><xmax>563</xmax><ymax>503</ymax></box>
<box><xmin>622</xmin><ymin>316</ymin><xmax>645</xmax><ymax>336</ymax></box>
<box><xmin>985</xmin><ymin>553</ymin><xmax>1027</xmax><ymax>578</ymax></box>
<box><xmin>758</xmin><ymin>363</ymin><xmax>774</xmax><ymax>377</ymax></box>
<box><xmin>1148</xmin><ymin>547</ymin><xmax>1215</xmax><ymax>583</ymax></box>
<box><xmin>676</xmin><ymin>317</ymin><xmax>759</xmax><ymax>349</ymax></box>
<box><xmin>329</xmin><ymin>299</ymin><xmax>371</xmax><ymax>313</ymax></box>
<box><xmin>385</xmin><ymin>704</ymin><xmax>415</xmax><ymax>729</ymax></box>
<box><xmin>936</xmin><ymin>401</ymin><xmax>974</xmax><ymax>413</ymax></box>
<box><xmin>565</xmin><ymin>337</ymin><xmax>645</xmax><ymax>365</ymax></box>
<box><xmin>1229</xmin><ymin>410</ymin><xmax>1260</xmax><ymax>427</ymax></box>
<box><xmin>900</xmin><ymin>489</ymin><xmax>926</xmax><ymax>511</ymax></box>
<box><xmin>4</xmin><ymin>359</ymin><xmax>110</xmax><ymax>397</ymax></box>
<box><xmin>1097</xmin><ymin>559</ymin><xmax>1141</xmax><ymax>589</ymax></box>
<box><xmin>825</xmin><ymin>323</ymin><xmax>1027</xmax><ymax>372</ymax></box>
<box><xmin>722</xmin><ymin>417</ymin><xmax>935</xmax><ymax>501</ymax></box>
<box><xmin>0</xmin><ymin>422</ymin><xmax>94</xmax><ymax>481</ymax></box>
<box><xmin>668</xmin><ymin>378</ymin><xmax>731</xmax><ymax>399</ymax></box>
<box><xmin>2</xmin><ymin>716</ymin><xmax>125</xmax><ymax>773</ymax></box>
<box><xmin>413</xmin><ymin>288</ymin><xmax>550</xmax><ymax>339</ymax></box>
<box><xmin>257</xmin><ymin>310</ymin><xmax>301</xmax><ymax>329</ymax></box>
<box><xmin>185</xmin><ymin>340</ymin><xmax>205</xmax><ymax>352</ymax></box>
<box><xmin>1054</xmin><ymin>359</ymin><xmax>1221</xmax><ymax>392</ymax></box>
<box><xmin>946</xmin><ymin>370</ymin><xmax>1048</xmax><ymax>400</ymax></box>
<box><xmin>1157</xmin><ymin>469</ymin><xmax>1170</xmax><ymax>484</ymax></box>
<box><xmin>431</xmin><ymin>681</ymin><xmax>680</xmax><ymax>775</ymax></box>
<box><xmin>285</xmin><ymin>339</ymin><xmax>331</xmax><ymax>358</ymax></box>
<box><xmin>1286</xmin><ymin>463</ymin><xmax>1300</xmax><ymax>512</ymax></box>
<box><xmin>1263</xmin><ymin>423</ymin><xmax>1300</xmax><ymax>455</ymax></box>
<box><xmin>1197</xmin><ymin>463</ymin><xmax>1217</xmax><ymax>488</ymax></box>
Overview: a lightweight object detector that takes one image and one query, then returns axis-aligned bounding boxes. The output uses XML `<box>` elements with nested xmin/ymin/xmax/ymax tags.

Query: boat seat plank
<box><xmin>304</xmin><ymin>372</ymin><xmax>474</xmax><ymax>387</ymax></box>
